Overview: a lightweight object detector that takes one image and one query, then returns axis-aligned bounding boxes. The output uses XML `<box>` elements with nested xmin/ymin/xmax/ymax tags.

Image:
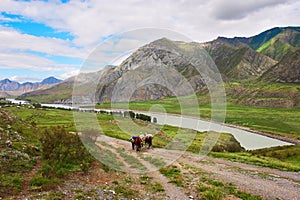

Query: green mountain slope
<box><xmin>203</xmin><ymin>39</ymin><xmax>276</xmax><ymax>80</ymax></box>
<box><xmin>261</xmin><ymin>49</ymin><xmax>300</xmax><ymax>83</ymax></box>
<box><xmin>219</xmin><ymin>27</ymin><xmax>300</xmax><ymax>61</ymax></box>
<box><xmin>256</xmin><ymin>29</ymin><xmax>300</xmax><ymax>60</ymax></box>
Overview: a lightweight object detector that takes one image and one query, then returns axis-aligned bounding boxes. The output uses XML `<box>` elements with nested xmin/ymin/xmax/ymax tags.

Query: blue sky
<box><xmin>0</xmin><ymin>0</ymin><xmax>299</xmax><ymax>83</ymax></box>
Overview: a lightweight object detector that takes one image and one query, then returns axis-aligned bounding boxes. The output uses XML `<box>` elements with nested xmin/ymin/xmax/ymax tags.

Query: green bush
<box><xmin>159</xmin><ymin>165</ymin><xmax>183</xmax><ymax>187</ymax></box>
<box><xmin>151</xmin><ymin>182</ymin><xmax>164</xmax><ymax>192</ymax></box>
<box><xmin>114</xmin><ymin>185</ymin><xmax>135</xmax><ymax>198</ymax></box>
<box><xmin>202</xmin><ymin>188</ymin><xmax>224</xmax><ymax>200</ymax></box>
<box><xmin>30</xmin><ymin>174</ymin><xmax>60</xmax><ymax>190</ymax></box>
<box><xmin>40</xmin><ymin>126</ymin><xmax>93</xmax><ymax>178</ymax></box>
<box><xmin>136</xmin><ymin>113</ymin><xmax>151</xmax><ymax>122</ymax></box>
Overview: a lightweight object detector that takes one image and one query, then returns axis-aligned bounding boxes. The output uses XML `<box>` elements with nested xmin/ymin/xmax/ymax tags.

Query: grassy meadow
<box><xmin>96</xmin><ymin>95</ymin><xmax>300</xmax><ymax>140</ymax></box>
<box><xmin>5</xmin><ymin>106</ymin><xmax>242</xmax><ymax>153</ymax></box>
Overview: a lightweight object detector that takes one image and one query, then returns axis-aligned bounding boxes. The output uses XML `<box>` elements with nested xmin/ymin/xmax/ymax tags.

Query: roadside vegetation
<box><xmin>30</xmin><ymin>126</ymin><xmax>93</xmax><ymax>190</ymax></box>
<box><xmin>0</xmin><ymin>109</ymin><xmax>40</xmax><ymax>196</ymax></box>
<box><xmin>211</xmin><ymin>145</ymin><xmax>300</xmax><ymax>171</ymax></box>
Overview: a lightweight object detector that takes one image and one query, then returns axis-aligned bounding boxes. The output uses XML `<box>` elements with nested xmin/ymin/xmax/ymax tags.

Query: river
<box><xmin>137</xmin><ymin>111</ymin><xmax>293</xmax><ymax>150</ymax></box>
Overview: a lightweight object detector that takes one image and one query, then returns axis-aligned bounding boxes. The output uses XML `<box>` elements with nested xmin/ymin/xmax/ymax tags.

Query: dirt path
<box><xmin>96</xmin><ymin>135</ymin><xmax>300</xmax><ymax>200</ymax></box>
<box><xmin>179</xmin><ymin>155</ymin><xmax>300</xmax><ymax>200</ymax></box>
<box><xmin>20</xmin><ymin>157</ymin><xmax>42</xmax><ymax>195</ymax></box>
<box><xmin>96</xmin><ymin>136</ymin><xmax>188</xmax><ymax>199</ymax></box>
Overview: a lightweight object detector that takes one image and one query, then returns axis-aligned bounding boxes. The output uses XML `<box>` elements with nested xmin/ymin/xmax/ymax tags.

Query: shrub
<box><xmin>136</xmin><ymin>113</ymin><xmax>151</xmax><ymax>122</ymax></box>
<box><xmin>151</xmin><ymin>182</ymin><xmax>164</xmax><ymax>192</ymax></box>
<box><xmin>202</xmin><ymin>188</ymin><xmax>224</xmax><ymax>200</ymax></box>
<box><xmin>30</xmin><ymin>174</ymin><xmax>60</xmax><ymax>190</ymax></box>
<box><xmin>159</xmin><ymin>165</ymin><xmax>183</xmax><ymax>187</ymax></box>
<box><xmin>40</xmin><ymin>126</ymin><xmax>93</xmax><ymax>178</ymax></box>
<box><xmin>33</xmin><ymin>103</ymin><xmax>42</xmax><ymax>108</ymax></box>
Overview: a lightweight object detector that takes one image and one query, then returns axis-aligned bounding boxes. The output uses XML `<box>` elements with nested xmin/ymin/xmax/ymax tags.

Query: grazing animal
<box><xmin>133</xmin><ymin>136</ymin><xmax>143</xmax><ymax>151</ymax></box>
<box><xmin>144</xmin><ymin>134</ymin><xmax>153</xmax><ymax>149</ymax></box>
<box><xmin>130</xmin><ymin>136</ymin><xmax>143</xmax><ymax>151</ymax></box>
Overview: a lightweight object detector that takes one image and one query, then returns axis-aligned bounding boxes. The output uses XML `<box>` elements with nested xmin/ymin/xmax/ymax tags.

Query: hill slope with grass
<box><xmin>261</xmin><ymin>49</ymin><xmax>300</xmax><ymax>83</ymax></box>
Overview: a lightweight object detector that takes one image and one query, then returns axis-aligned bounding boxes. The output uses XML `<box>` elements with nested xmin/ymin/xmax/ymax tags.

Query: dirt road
<box><xmin>95</xmin><ymin>135</ymin><xmax>300</xmax><ymax>200</ymax></box>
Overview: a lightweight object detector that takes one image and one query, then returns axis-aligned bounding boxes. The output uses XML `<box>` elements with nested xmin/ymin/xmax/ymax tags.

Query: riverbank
<box><xmin>130</xmin><ymin>109</ymin><xmax>299</xmax><ymax>147</ymax></box>
<box><xmin>96</xmin><ymin>100</ymin><xmax>300</xmax><ymax>141</ymax></box>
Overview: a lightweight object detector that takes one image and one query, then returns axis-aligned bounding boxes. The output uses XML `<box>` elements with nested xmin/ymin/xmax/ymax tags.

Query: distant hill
<box><xmin>40</xmin><ymin>76</ymin><xmax>62</xmax><ymax>85</ymax></box>
<box><xmin>19</xmin><ymin>26</ymin><xmax>300</xmax><ymax>107</ymax></box>
<box><xmin>202</xmin><ymin>39</ymin><xmax>277</xmax><ymax>80</ymax></box>
<box><xmin>0</xmin><ymin>77</ymin><xmax>62</xmax><ymax>97</ymax></box>
<box><xmin>0</xmin><ymin>79</ymin><xmax>20</xmax><ymax>91</ymax></box>
<box><xmin>218</xmin><ymin>26</ymin><xmax>300</xmax><ymax>61</ymax></box>
<box><xmin>261</xmin><ymin>49</ymin><xmax>300</xmax><ymax>83</ymax></box>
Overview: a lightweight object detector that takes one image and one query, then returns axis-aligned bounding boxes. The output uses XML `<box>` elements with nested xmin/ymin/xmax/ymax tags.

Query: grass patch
<box><xmin>181</xmin><ymin>163</ymin><xmax>264</xmax><ymax>200</ymax></box>
<box><xmin>29</xmin><ymin>174</ymin><xmax>60</xmax><ymax>190</ymax></box>
<box><xmin>201</xmin><ymin>188</ymin><xmax>224</xmax><ymax>200</ymax></box>
<box><xmin>114</xmin><ymin>185</ymin><xmax>135</xmax><ymax>198</ymax></box>
<box><xmin>139</xmin><ymin>155</ymin><xmax>166</xmax><ymax>168</ymax></box>
<box><xmin>151</xmin><ymin>181</ymin><xmax>165</xmax><ymax>192</ymax></box>
<box><xmin>210</xmin><ymin>147</ymin><xmax>300</xmax><ymax>172</ymax></box>
<box><xmin>116</xmin><ymin>148</ymin><xmax>147</xmax><ymax>171</ymax></box>
<box><xmin>159</xmin><ymin>165</ymin><xmax>184</xmax><ymax>187</ymax></box>
<box><xmin>3</xmin><ymin>105</ymin><xmax>299</xmax><ymax>173</ymax></box>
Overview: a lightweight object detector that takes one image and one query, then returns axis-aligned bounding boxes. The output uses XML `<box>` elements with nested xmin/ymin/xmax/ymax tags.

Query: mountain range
<box><xmin>19</xmin><ymin>26</ymin><xmax>300</xmax><ymax>107</ymax></box>
<box><xmin>0</xmin><ymin>76</ymin><xmax>62</xmax><ymax>97</ymax></box>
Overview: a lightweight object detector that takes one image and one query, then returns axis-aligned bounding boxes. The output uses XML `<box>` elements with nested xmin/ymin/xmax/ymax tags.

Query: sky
<box><xmin>0</xmin><ymin>0</ymin><xmax>299</xmax><ymax>83</ymax></box>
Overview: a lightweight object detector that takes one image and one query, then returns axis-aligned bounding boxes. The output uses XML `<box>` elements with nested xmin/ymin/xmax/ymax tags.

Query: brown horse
<box><xmin>144</xmin><ymin>135</ymin><xmax>153</xmax><ymax>149</ymax></box>
<box><xmin>133</xmin><ymin>137</ymin><xmax>143</xmax><ymax>151</ymax></box>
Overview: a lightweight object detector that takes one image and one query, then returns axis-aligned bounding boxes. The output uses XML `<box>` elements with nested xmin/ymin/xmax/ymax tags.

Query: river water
<box><xmin>7</xmin><ymin>99</ymin><xmax>293</xmax><ymax>150</ymax></box>
<box><xmin>138</xmin><ymin>112</ymin><xmax>293</xmax><ymax>150</ymax></box>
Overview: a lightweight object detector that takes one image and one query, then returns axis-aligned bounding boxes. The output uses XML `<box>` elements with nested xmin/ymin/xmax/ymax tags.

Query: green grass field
<box><xmin>96</xmin><ymin>96</ymin><xmax>300</xmax><ymax>140</ymax></box>
<box><xmin>211</xmin><ymin>145</ymin><xmax>300</xmax><ymax>172</ymax></box>
<box><xmin>5</xmin><ymin>106</ymin><xmax>243</xmax><ymax>153</ymax></box>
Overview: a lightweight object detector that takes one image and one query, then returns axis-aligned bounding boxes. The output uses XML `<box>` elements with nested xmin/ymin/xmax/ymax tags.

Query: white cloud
<box><xmin>10</xmin><ymin>75</ymin><xmax>40</xmax><ymax>83</ymax></box>
<box><xmin>0</xmin><ymin>0</ymin><xmax>300</xmax><ymax>81</ymax></box>
<box><xmin>0</xmin><ymin>51</ymin><xmax>80</xmax><ymax>77</ymax></box>
<box><xmin>0</xmin><ymin>15</ymin><xmax>21</xmax><ymax>22</ymax></box>
<box><xmin>1</xmin><ymin>0</ymin><xmax>299</xmax><ymax>46</ymax></box>
<box><xmin>0</xmin><ymin>51</ymin><xmax>55</xmax><ymax>71</ymax></box>
<box><xmin>58</xmin><ymin>69</ymin><xmax>80</xmax><ymax>80</ymax></box>
<box><xmin>0</xmin><ymin>25</ymin><xmax>86</xmax><ymax>78</ymax></box>
<box><xmin>0</xmin><ymin>26</ymin><xmax>87</xmax><ymax>58</ymax></box>
<box><xmin>209</xmin><ymin>0</ymin><xmax>289</xmax><ymax>20</ymax></box>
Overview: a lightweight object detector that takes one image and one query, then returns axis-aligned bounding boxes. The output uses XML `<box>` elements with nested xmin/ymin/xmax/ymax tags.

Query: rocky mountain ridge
<box><xmin>20</xmin><ymin>26</ymin><xmax>300</xmax><ymax>107</ymax></box>
<box><xmin>0</xmin><ymin>76</ymin><xmax>62</xmax><ymax>97</ymax></box>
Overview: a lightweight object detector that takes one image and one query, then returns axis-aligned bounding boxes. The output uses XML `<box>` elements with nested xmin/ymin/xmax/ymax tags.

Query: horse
<box><xmin>133</xmin><ymin>137</ymin><xmax>143</xmax><ymax>151</ymax></box>
<box><xmin>144</xmin><ymin>134</ymin><xmax>153</xmax><ymax>149</ymax></box>
<box><xmin>130</xmin><ymin>136</ymin><xmax>143</xmax><ymax>151</ymax></box>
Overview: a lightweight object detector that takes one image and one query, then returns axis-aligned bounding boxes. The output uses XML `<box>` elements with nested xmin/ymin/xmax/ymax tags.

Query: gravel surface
<box><xmin>97</xmin><ymin>135</ymin><xmax>300</xmax><ymax>200</ymax></box>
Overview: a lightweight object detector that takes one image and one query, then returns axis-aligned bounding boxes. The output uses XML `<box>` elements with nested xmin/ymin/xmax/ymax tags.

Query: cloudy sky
<box><xmin>0</xmin><ymin>0</ymin><xmax>299</xmax><ymax>82</ymax></box>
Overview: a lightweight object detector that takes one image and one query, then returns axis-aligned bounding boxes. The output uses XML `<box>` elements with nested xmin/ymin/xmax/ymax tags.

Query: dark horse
<box><xmin>144</xmin><ymin>134</ymin><xmax>153</xmax><ymax>149</ymax></box>
<box><xmin>130</xmin><ymin>136</ymin><xmax>143</xmax><ymax>151</ymax></box>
